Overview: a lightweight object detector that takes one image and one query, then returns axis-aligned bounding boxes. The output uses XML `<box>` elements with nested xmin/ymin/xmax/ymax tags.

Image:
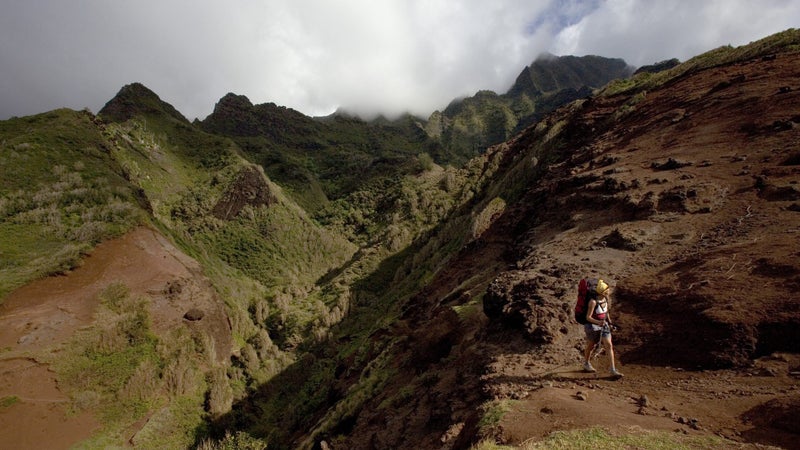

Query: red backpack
<box><xmin>574</xmin><ymin>278</ymin><xmax>599</xmax><ymax>324</ymax></box>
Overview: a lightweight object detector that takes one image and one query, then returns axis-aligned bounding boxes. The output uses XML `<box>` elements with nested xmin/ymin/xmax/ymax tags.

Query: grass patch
<box><xmin>127</xmin><ymin>396</ymin><xmax>208</xmax><ymax>449</ymax></box>
<box><xmin>472</xmin><ymin>441</ymin><xmax>515</xmax><ymax>450</ymax></box>
<box><xmin>0</xmin><ymin>110</ymin><xmax>146</xmax><ymax>302</ymax></box>
<box><xmin>50</xmin><ymin>282</ymin><xmax>219</xmax><ymax>447</ymax></box>
<box><xmin>478</xmin><ymin>399</ymin><xmax>515</xmax><ymax>431</ymax></box>
<box><xmin>53</xmin><ymin>284</ymin><xmax>161</xmax><ymax>423</ymax></box>
<box><xmin>471</xmin><ymin>426</ymin><xmax>751</xmax><ymax>450</ymax></box>
<box><xmin>197</xmin><ymin>430</ymin><xmax>269</xmax><ymax>450</ymax></box>
<box><xmin>0</xmin><ymin>395</ymin><xmax>19</xmax><ymax>408</ymax></box>
<box><xmin>0</xmin><ymin>222</ymin><xmax>82</xmax><ymax>300</ymax></box>
<box><xmin>452</xmin><ymin>299</ymin><xmax>482</xmax><ymax>322</ymax></box>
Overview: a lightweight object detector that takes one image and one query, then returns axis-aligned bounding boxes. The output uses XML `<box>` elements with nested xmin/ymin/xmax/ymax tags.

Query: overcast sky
<box><xmin>2</xmin><ymin>0</ymin><xmax>799</xmax><ymax>121</ymax></box>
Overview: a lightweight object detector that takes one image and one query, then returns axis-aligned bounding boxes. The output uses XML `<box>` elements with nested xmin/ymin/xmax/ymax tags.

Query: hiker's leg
<box><xmin>601</xmin><ymin>334</ymin><xmax>616</xmax><ymax>370</ymax></box>
<box><xmin>582</xmin><ymin>325</ymin><xmax>597</xmax><ymax>363</ymax></box>
<box><xmin>583</xmin><ymin>338</ymin><xmax>595</xmax><ymax>362</ymax></box>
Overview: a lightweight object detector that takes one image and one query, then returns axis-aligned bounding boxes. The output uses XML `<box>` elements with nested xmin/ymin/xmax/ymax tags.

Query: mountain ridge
<box><xmin>507</xmin><ymin>53</ymin><xmax>634</xmax><ymax>97</ymax></box>
<box><xmin>428</xmin><ymin>53</ymin><xmax>636</xmax><ymax>165</ymax></box>
<box><xmin>99</xmin><ymin>82</ymin><xmax>189</xmax><ymax>124</ymax></box>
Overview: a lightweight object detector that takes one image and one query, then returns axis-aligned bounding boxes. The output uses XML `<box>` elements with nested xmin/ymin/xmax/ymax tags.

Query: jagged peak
<box><xmin>201</xmin><ymin>92</ymin><xmax>317</xmax><ymax>137</ymax></box>
<box><xmin>507</xmin><ymin>54</ymin><xmax>634</xmax><ymax>97</ymax></box>
<box><xmin>99</xmin><ymin>82</ymin><xmax>188</xmax><ymax>124</ymax></box>
<box><xmin>118</xmin><ymin>82</ymin><xmax>159</xmax><ymax>98</ymax></box>
<box><xmin>633</xmin><ymin>58</ymin><xmax>681</xmax><ymax>75</ymax></box>
<box><xmin>534</xmin><ymin>51</ymin><xmax>558</xmax><ymax>62</ymax></box>
<box><xmin>214</xmin><ymin>93</ymin><xmax>254</xmax><ymax>111</ymax></box>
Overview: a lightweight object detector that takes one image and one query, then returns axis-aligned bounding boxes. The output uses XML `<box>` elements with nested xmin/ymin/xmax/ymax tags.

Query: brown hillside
<box><xmin>325</xmin><ymin>51</ymin><xmax>800</xmax><ymax>449</ymax></box>
<box><xmin>0</xmin><ymin>227</ymin><xmax>231</xmax><ymax>449</ymax></box>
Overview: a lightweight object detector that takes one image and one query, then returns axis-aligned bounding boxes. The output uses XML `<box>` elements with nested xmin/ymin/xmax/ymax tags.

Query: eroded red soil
<box><xmin>0</xmin><ymin>226</ymin><xmax>231</xmax><ymax>449</ymax></box>
<box><xmin>472</xmin><ymin>50</ymin><xmax>800</xmax><ymax>449</ymax></box>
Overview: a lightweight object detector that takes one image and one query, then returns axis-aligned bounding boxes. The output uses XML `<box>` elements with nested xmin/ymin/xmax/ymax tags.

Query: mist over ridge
<box><xmin>2</xmin><ymin>1</ymin><xmax>799</xmax><ymax>121</ymax></box>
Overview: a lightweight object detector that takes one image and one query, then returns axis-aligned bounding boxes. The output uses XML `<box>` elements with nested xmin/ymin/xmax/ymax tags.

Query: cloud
<box><xmin>551</xmin><ymin>0</ymin><xmax>800</xmax><ymax>66</ymax></box>
<box><xmin>246</xmin><ymin>0</ymin><xmax>554</xmax><ymax>118</ymax></box>
<box><xmin>1</xmin><ymin>1</ymin><xmax>799</xmax><ymax>121</ymax></box>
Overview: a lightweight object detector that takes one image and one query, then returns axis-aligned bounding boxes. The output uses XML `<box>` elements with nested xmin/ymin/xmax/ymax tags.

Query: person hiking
<box><xmin>582</xmin><ymin>280</ymin><xmax>623</xmax><ymax>378</ymax></box>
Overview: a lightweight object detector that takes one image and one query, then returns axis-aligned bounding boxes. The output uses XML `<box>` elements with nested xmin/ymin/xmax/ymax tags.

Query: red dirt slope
<box><xmin>0</xmin><ymin>227</ymin><xmax>231</xmax><ymax>449</ymax></box>
<box><xmin>477</xmin><ymin>49</ymin><xmax>800</xmax><ymax>447</ymax></box>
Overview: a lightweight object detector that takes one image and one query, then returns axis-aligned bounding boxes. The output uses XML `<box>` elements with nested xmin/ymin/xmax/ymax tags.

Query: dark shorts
<box><xmin>584</xmin><ymin>323</ymin><xmax>611</xmax><ymax>341</ymax></box>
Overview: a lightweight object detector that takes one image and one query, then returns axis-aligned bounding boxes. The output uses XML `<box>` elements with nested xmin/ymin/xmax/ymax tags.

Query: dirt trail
<box><xmin>487</xmin><ymin>349</ymin><xmax>800</xmax><ymax>448</ymax></box>
<box><xmin>0</xmin><ymin>226</ymin><xmax>231</xmax><ymax>449</ymax></box>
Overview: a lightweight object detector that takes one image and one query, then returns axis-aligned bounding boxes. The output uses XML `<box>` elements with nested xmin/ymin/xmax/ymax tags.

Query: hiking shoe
<box><xmin>582</xmin><ymin>361</ymin><xmax>596</xmax><ymax>373</ymax></box>
<box><xmin>609</xmin><ymin>368</ymin><xmax>624</xmax><ymax>378</ymax></box>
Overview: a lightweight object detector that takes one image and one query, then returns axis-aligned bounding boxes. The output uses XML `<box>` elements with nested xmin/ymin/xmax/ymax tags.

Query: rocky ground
<box><xmin>456</xmin><ymin>49</ymin><xmax>800</xmax><ymax>449</ymax></box>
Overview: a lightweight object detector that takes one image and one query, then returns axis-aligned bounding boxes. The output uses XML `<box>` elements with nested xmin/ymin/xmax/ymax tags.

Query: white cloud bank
<box><xmin>1</xmin><ymin>0</ymin><xmax>798</xmax><ymax>121</ymax></box>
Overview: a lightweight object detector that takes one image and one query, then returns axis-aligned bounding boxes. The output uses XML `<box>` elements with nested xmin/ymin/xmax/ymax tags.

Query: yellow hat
<box><xmin>596</xmin><ymin>279</ymin><xmax>609</xmax><ymax>295</ymax></box>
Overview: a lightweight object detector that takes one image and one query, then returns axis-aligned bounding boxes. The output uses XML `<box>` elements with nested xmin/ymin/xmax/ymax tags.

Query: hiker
<box><xmin>582</xmin><ymin>280</ymin><xmax>623</xmax><ymax>377</ymax></box>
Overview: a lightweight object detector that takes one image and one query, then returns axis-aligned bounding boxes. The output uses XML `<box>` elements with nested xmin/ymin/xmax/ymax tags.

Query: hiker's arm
<box><xmin>585</xmin><ymin>299</ymin><xmax>602</xmax><ymax>325</ymax></box>
<box><xmin>604</xmin><ymin>311</ymin><xmax>618</xmax><ymax>331</ymax></box>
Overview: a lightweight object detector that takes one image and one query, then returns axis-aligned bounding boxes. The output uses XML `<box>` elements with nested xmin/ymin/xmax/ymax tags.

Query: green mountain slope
<box><xmin>0</xmin><ymin>79</ymin><xmax>488</xmax><ymax>447</ymax></box>
<box><xmin>199</xmin><ymin>94</ymin><xmax>436</xmax><ymax>212</ymax></box>
<box><xmin>0</xmin><ymin>84</ymin><xmax>362</xmax><ymax>445</ymax></box>
<box><xmin>507</xmin><ymin>53</ymin><xmax>632</xmax><ymax>96</ymax></box>
<box><xmin>0</xmin><ymin>108</ymin><xmax>145</xmax><ymax>297</ymax></box>
<box><xmin>191</xmin><ymin>54</ymin><xmax>635</xmax><ymax>228</ymax></box>
<box><xmin>427</xmin><ymin>54</ymin><xmax>634</xmax><ymax>165</ymax></box>
<box><xmin>98</xmin><ymin>84</ymin><xmax>366</xmax><ymax>348</ymax></box>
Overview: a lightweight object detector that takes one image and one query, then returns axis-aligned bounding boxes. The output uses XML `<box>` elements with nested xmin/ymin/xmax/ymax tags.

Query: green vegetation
<box><xmin>197</xmin><ymin>55</ymin><xmax>633</xmax><ymax>214</ymax></box>
<box><xmin>217</xmin><ymin>146</ymin><xmax>512</xmax><ymax>447</ymax></box>
<box><xmin>432</xmin><ymin>54</ymin><xmax>633</xmax><ymax>164</ymax></box>
<box><xmin>200</xmin><ymin>98</ymin><xmax>435</xmax><ymax>212</ymax></box>
<box><xmin>52</xmin><ymin>283</ymin><xmax>211</xmax><ymax>448</ymax></box>
<box><xmin>452</xmin><ymin>298</ymin><xmax>483</xmax><ymax>323</ymax></box>
<box><xmin>52</xmin><ymin>284</ymin><xmax>191</xmax><ymax>436</ymax></box>
<box><xmin>471</xmin><ymin>426</ymin><xmax>747</xmax><ymax>450</ymax></box>
<box><xmin>197</xmin><ymin>431</ymin><xmax>269</xmax><ymax>450</ymax></box>
<box><xmin>478</xmin><ymin>399</ymin><xmax>515</xmax><ymax>431</ymax></box>
<box><xmin>0</xmin><ymin>109</ymin><xmax>145</xmax><ymax>299</ymax></box>
<box><xmin>518</xmin><ymin>54</ymin><xmax>632</xmax><ymax>95</ymax></box>
<box><xmin>601</xmin><ymin>28</ymin><xmax>800</xmax><ymax>97</ymax></box>
<box><xmin>0</xmin><ymin>395</ymin><xmax>19</xmax><ymax>408</ymax></box>
<box><xmin>55</xmin><ymin>284</ymin><xmax>161</xmax><ymax>421</ymax></box>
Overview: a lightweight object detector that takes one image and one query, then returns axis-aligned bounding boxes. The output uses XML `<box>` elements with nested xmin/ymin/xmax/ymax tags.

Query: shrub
<box><xmin>121</xmin><ymin>359</ymin><xmax>161</xmax><ymax>402</ymax></box>
<box><xmin>163</xmin><ymin>353</ymin><xmax>197</xmax><ymax>397</ymax></box>
<box><xmin>418</xmin><ymin>152</ymin><xmax>435</xmax><ymax>171</ymax></box>
<box><xmin>98</xmin><ymin>282</ymin><xmax>130</xmax><ymax>312</ymax></box>
<box><xmin>478</xmin><ymin>399</ymin><xmax>514</xmax><ymax>431</ymax></box>
<box><xmin>71</xmin><ymin>391</ymin><xmax>100</xmax><ymax>411</ymax></box>
<box><xmin>196</xmin><ymin>431</ymin><xmax>268</xmax><ymax>450</ymax></box>
<box><xmin>206</xmin><ymin>368</ymin><xmax>233</xmax><ymax>416</ymax></box>
<box><xmin>0</xmin><ymin>396</ymin><xmax>19</xmax><ymax>408</ymax></box>
<box><xmin>54</xmin><ymin>285</ymin><xmax>161</xmax><ymax>422</ymax></box>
